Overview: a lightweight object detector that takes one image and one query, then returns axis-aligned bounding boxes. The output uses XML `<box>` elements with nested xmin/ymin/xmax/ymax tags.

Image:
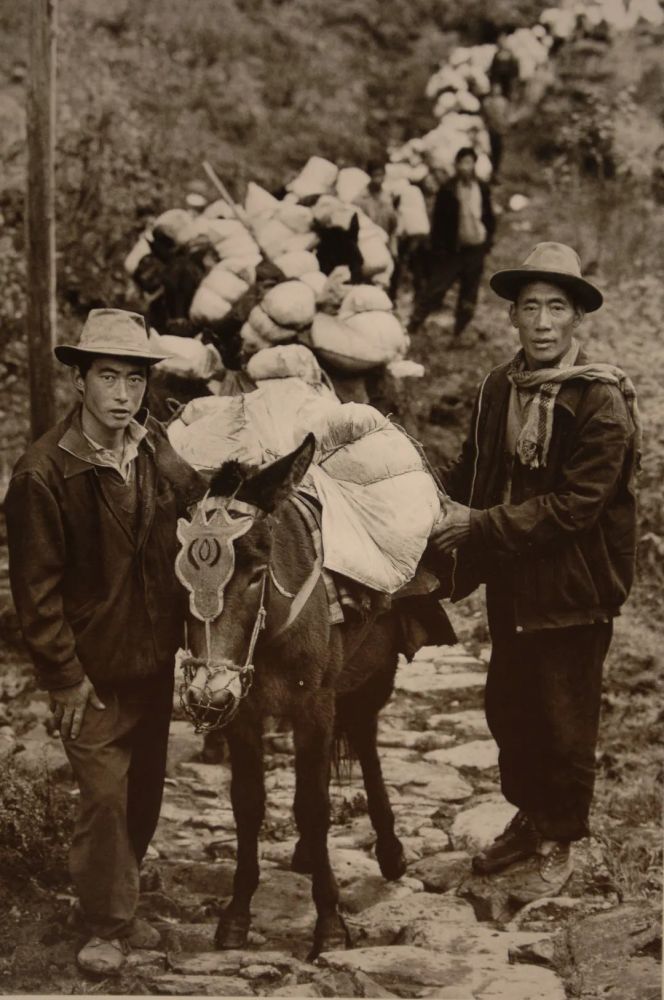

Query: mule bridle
<box><xmin>178</xmin><ymin>571</ymin><xmax>268</xmax><ymax>733</ymax></box>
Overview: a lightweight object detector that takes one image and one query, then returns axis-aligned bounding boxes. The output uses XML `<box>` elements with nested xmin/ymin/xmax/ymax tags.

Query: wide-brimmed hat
<box><xmin>54</xmin><ymin>309</ymin><xmax>172</xmax><ymax>367</ymax></box>
<box><xmin>489</xmin><ymin>242</ymin><xmax>603</xmax><ymax>312</ymax></box>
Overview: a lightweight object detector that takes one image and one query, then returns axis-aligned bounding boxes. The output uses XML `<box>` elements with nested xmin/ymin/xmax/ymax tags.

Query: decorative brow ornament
<box><xmin>175</xmin><ymin>497</ymin><xmax>255</xmax><ymax>622</ymax></box>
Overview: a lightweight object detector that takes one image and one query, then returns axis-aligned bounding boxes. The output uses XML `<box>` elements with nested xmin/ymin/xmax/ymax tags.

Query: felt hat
<box><xmin>489</xmin><ymin>242</ymin><xmax>603</xmax><ymax>312</ymax></box>
<box><xmin>54</xmin><ymin>309</ymin><xmax>172</xmax><ymax>367</ymax></box>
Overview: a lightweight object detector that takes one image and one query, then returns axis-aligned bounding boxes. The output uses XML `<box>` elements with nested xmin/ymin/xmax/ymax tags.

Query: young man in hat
<box><xmin>5</xmin><ymin>309</ymin><xmax>204</xmax><ymax>974</ymax></box>
<box><xmin>409</xmin><ymin>147</ymin><xmax>495</xmax><ymax>338</ymax></box>
<box><xmin>429</xmin><ymin>243</ymin><xmax>638</xmax><ymax>898</ymax></box>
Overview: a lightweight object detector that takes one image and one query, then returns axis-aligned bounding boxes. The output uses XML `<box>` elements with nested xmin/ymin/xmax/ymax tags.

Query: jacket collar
<box><xmin>58</xmin><ymin>406</ymin><xmax>155</xmax><ymax>479</ymax></box>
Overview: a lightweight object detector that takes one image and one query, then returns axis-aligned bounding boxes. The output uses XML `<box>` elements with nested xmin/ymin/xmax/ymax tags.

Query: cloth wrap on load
<box><xmin>167</xmin><ymin>376</ymin><xmax>441</xmax><ymax>595</ymax></box>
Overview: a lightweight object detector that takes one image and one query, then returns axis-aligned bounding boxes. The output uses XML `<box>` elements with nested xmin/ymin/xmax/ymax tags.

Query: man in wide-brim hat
<box><xmin>5</xmin><ymin>309</ymin><xmax>204</xmax><ymax>974</ymax></box>
<box><xmin>429</xmin><ymin>243</ymin><xmax>639</xmax><ymax>900</ymax></box>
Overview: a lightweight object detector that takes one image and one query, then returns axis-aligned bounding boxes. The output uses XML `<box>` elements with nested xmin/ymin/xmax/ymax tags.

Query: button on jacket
<box><xmin>5</xmin><ymin>410</ymin><xmax>205</xmax><ymax>692</ymax></box>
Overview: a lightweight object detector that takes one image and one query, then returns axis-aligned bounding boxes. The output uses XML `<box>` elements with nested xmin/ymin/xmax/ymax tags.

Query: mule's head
<box><xmin>177</xmin><ymin>434</ymin><xmax>315</xmax><ymax>730</ymax></box>
<box><xmin>315</xmin><ymin>213</ymin><xmax>363</xmax><ymax>283</ymax></box>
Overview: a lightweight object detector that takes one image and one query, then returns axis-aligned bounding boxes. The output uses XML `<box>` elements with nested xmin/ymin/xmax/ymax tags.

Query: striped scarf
<box><xmin>506</xmin><ymin>345</ymin><xmax>642</xmax><ymax>469</ymax></box>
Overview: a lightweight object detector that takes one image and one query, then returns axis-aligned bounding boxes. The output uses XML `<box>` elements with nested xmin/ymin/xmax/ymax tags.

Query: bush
<box><xmin>0</xmin><ymin>754</ymin><xmax>75</xmax><ymax>885</ymax></box>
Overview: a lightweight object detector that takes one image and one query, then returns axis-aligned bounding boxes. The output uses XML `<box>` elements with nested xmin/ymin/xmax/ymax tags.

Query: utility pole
<box><xmin>25</xmin><ymin>0</ymin><xmax>57</xmax><ymax>439</ymax></box>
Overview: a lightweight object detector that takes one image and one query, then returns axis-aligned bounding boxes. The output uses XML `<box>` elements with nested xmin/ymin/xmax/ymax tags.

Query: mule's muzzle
<box><xmin>179</xmin><ymin>655</ymin><xmax>255</xmax><ymax>733</ymax></box>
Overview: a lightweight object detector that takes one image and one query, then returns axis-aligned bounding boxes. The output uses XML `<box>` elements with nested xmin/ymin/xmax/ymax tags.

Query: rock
<box><xmin>565</xmin><ymin>903</ymin><xmax>662</xmax><ymax>1000</ymax></box>
<box><xmin>508</xmin><ymin>894</ymin><xmax>596</xmax><ymax>931</ymax></box>
<box><xmin>329</xmin><ymin>848</ymin><xmax>385</xmax><ymax>887</ymax></box>
<box><xmin>313</xmin><ymin>968</ymin><xmax>362</xmax><ymax>997</ymax></box>
<box><xmin>125</xmin><ymin>949</ymin><xmax>166</xmax><ymax>974</ymax></box>
<box><xmin>242</xmin><ymin>962</ymin><xmax>281</xmax><ymax>980</ymax></box>
<box><xmin>427</xmin><ymin>709</ymin><xmax>491</xmax><ymax>738</ymax></box>
<box><xmin>149</xmin><ymin>973</ymin><xmax>254</xmax><ymax>996</ymax></box>
<box><xmin>272</xmin><ymin>983</ymin><xmax>322</xmax><ymax>997</ymax></box>
<box><xmin>382</xmin><ymin>759</ymin><xmax>473</xmax><ymax>801</ymax></box>
<box><xmin>353</xmin><ymin>970</ymin><xmax>399</xmax><ymax>997</ymax></box>
<box><xmin>341</xmin><ymin>874</ymin><xmax>421</xmax><ymax>915</ymax></box>
<box><xmin>168</xmin><ymin>949</ymin><xmax>302</xmax><ymax>976</ymax></box>
<box><xmin>138</xmin><ymin>891</ymin><xmax>184</xmax><ymax>920</ymax></box>
<box><xmin>317</xmin><ymin>945</ymin><xmax>565</xmax><ymax>998</ymax></box>
<box><xmin>250</xmin><ymin>869</ymin><xmax>320</xmax><ymax>950</ymax></box>
<box><xmin>159</xmin><ymin>801</ymin><xmax>197</xmax><ymax>824</ymax></box>
<box><xmin>409</xmin><ymin>851</ymin><xmax>472</xmax><ymax>892</ymax></box>
<box><xmin>160</xmin><ymin>922</ymin><xmax>218</xmax><ymax>953</ymax></box>
<box><xmin>347</xmin><ymin>893</ymin><xmax>476</xmax><ymax>946</ymax></box>
<box><xmin>12</xmin><ymin>734</ymin><xmax>72</xmax><ymax>780</ymax></box>
<box><xmin>166</xmin><ymin>720</ymin><xmax>204</xmax><ymax>777</ymax></box>
<box><xmin>472</xmin><ymin>965</ymin><xmax>566</xmax><ymax>1000</ymax></box>
<box><xmin>376</xmin><ymin>729</ymin><xmax>455</xmax><ymax>751</ymax></box>
<box><xmin>508</xmin><ymin>935</ymin><xmax>558</xmax><ymax>968</ymax></box>
<box><xmin>178</xmin><ymin>760</ymin><xmax>230</xmax><ymax>790</ymax></box>
<box><xmin>424</xmin><ymin>739</ymin><xmax>499</xmax><ymax>771</ymax></box>
<box><xmin>449</xmin><ymin>800</ymin><xmax>517</xmax><ymax>851</ymax></box>
<box><xmin>459</xmin><ymin>857</ymin><xmax>542</xmax><ymax>924</ymax></box>
<box><xmin>154</xmin><ymin>860</ymin><xmax>235</xmax><ymax>899</ymax></box>
<box><xmin>0</xmin><ymin>663</ymin><xmax>32</xmax><ymax>700</ymax></box>
<box><xmin>411</xmin><ymin>826</ymin><xmax>450</xmax><ymax>853</ymax></box>
<box><xmin>394</xmin><ymin>670</ymin><xmax>485</xmax><ymax>694</ymax></box>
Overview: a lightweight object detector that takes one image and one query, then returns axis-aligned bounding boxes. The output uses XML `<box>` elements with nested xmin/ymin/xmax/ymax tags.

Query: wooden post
<box><xmin>25</xmin><ymin>0</ymin><xmax>57</xmax><ymax>440</ymax></box>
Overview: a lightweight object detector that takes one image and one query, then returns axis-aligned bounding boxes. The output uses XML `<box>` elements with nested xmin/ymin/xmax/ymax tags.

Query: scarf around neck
<box><xmin>506</xmin><ymin>341</ymin><xmax>642</xmax><ymax>469</ymax></box>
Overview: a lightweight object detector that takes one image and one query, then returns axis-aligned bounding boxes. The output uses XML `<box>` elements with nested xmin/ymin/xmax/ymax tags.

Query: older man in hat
<box><xmin>5</xmin><ymin>309</ymin><xmax>204</xmax><ymax>974</ymax></box>
<box><xmin>429</xmin><ymin>243</ymin><xmax>639</xmax><ymax>898</ymax></box>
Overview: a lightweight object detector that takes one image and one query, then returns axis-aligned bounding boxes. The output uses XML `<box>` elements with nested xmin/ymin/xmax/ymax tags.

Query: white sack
<box><xmin>359</xmin><ymin>234</ymin><xmax>394</xmax><ymax>277</ymax></box>
<box><xmin>245</xmin><ymin>181</ymin><xmax>280</xmax><ymax>219</ymax></box>
<box><xmin>203</xmin><ymin>199</ymin><xmax>237</xmax><ymax>219</ymax></box>
<box><xmin>248</xmin><ymin>305</ymin><xmax>296</xmax><ymax>344</ymax></box>
<box><xmin>299</xmin><ymin>270</ymin><xmax>329</xmax><ymax>297</ymax></box>
<box><xmin>340</xmin><ymin>285</ymin><xmax>393</xmax><ymax>315</ymax></box>
<box><xmin>124</xmin><ymin>235</ymin><xmax>152</xmax><ymax>276</ymax></box>
<box><xmin>336</xmin><ymin>166</ymin><xmax>371</xmax><ymax>203</ymax></box>
<box><xmin>152</xmin><ymin>335</ymin><xmax>223</xmax><ymax>380</ymax></box>
<box><xmin>246</xmin><ymin>344</ymin><xmax>326</xmax><ymax>385</ymax></box>
<box><xmin>276</xmin><ymin>202</ymin><xmax>314</xmax><ymax>234</ymax></box>
<box><xmin>201</xmin><ymin>263</ymin><xmax>250</xmax><ymax>304</ymax></box>
<box><xmin>189</xmin><ymin>285</ymin><xmax>232</xmax><ymax>323</ymax></box>
<box><xmin>273</xmin><ymin>250</ymin><xmax>320</xmax><ymax>278</ymax></box>
<box><xmin>395</xmin><ymin>184</ymin><xmax>430</xmax><ymax>237</ymax></box>
<box><xmin>287</xmin><ymin>156</ymin><xmax>339</xmax><ymax>199</ymax></box>
<box><xmin>262</xmin><ymin>280</ymin><xmax>316</xmax><ymax>329</ymax></box>
<box><xmin>311</xmin><ymin>311</ymin><xmax>405</xmax><ymax>372</ymax></box>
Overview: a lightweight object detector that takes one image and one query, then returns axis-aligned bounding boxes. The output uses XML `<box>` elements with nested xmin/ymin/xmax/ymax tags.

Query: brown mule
<box><xmin>179</xmin><ymin>436</ymin><xmax>408</xmax><ymax>959</ymax></box>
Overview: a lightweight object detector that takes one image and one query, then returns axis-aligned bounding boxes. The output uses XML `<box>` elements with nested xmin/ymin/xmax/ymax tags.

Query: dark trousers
<box><xmin>488</xmin><ymin>129</ymin><xmax>504</xmax><ymax>178</ymax></box>
<box><xmin>413</xmin><ymin>244</ymin><xmax>486</xmax><ymax>334</ymax></box>
<box><xmin>62</xmin><ymin>673</ymin><xmax>174</xmax><ymax>938</ymax></box>
<box><xmin>485</xmin><ymin>610</ymin><xmax>612</xmax><ymax>842</ymax></box>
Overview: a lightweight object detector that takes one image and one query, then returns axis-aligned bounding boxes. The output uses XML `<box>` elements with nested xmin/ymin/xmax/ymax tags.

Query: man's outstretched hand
<box><xmin>50</xmin><ymin>676</ymin><xmax>105</xmax><ymax>741</ymax></box>
<box><xmin>430</xmin><ymin>499</ymin><xmax>472</xmax><ymax>554</ymax></box>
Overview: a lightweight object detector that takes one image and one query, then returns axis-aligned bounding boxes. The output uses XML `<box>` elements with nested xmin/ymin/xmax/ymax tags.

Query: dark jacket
<box><xmin>440</xmin><ymin>350</ymin><xmax>637</xmax><ymax>632</ymax></box>
<box><xmin>430</xmin><ymin>179</ymin><xmax>496</xmax><ymax>255</ymax></box>
<box><xmin>4</xmin><ymin>410</ymin><xmax>205</xmax><ymax>692</ymax></box>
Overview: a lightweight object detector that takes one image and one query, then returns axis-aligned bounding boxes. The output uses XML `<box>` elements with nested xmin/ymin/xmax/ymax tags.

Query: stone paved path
<box><xmin>123</xmin><ymin>644</ymin><xmax>573</xmax><ymax>998</ymax></box>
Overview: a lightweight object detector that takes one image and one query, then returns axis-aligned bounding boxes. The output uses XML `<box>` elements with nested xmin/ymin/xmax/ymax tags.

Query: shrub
<box><xmin>0</xmin><ymin>754</ymin><xmax>75</xmax><ymax>885</ymax></box>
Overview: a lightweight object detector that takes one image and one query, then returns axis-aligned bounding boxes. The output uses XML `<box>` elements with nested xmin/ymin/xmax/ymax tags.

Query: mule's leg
<box><xmin>337</xmin><ymin>670</ymin><xmax>406</xmax><ymax>881</ymax></box>
<box><xmin>292</xmin><ymin>695</ymin><xmax>349</xmax><ymax>960</ymax></box>
<box><xmin>215</xmin><ymin>711</ymin><xmax>264</xmax><ymax>950</ymax></box>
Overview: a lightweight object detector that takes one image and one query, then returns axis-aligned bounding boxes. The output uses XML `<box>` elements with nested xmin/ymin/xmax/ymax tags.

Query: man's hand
<box><xmin>49</xmin><ymin>677</ymin><xmax>105</xmax><ymax>741</ymax></box>
<box><xmin>430</xmin><ymin>499</ymin><xmax>472</xmax><ymax>555</ymax></box>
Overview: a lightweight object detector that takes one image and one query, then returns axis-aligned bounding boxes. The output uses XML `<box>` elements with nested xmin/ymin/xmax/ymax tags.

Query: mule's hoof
<box><xmin>290</xmin><ymin>840</ymin><xmax>313</xmax><ymax>875</ymax></box>
<box><xmin>215</xmin><ymin>910</ymin><xmax>250</xmax><ymax>950</ymax></box>
<box><xmin>307</xmin><ymin>914</ymin><xmax>350</xmax><ymax>961</ymax></box>
<box><xmin>376</xmin><ymin>839</ymin><xmax>407</xmax><ymax>881</ymax></box>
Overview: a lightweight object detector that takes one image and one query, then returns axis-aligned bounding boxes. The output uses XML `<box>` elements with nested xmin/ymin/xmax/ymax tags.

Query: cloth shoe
<box><xmin>510</xmin><ymin>840</ymin><xmax>574</xmax><ymax>904</ymax></box>
<box><xmin>76</xmin><ymin>936</ymin><xmax>128</xmax><ymax>975</ymax></box>
<box><xmin>472</xmin><ymin>810</ymin><xmax>538</xmax><ymax>875</ymax></box>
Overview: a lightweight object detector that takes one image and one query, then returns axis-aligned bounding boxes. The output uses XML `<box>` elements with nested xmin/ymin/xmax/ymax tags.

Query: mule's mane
<box><xmin>209</xmin><ymin>459</ymin><xmax>256</xmax><ymax>498</ymax></box>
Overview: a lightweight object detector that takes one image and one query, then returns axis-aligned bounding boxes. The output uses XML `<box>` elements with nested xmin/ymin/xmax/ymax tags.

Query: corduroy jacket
<box><xmin>439</xmin><ymin>350</ymin><xmax>638</xmax><ymax>632</ymax></box>
<box><xmin>5</xmin><ymin>409</ymin><xmax>205</xmax><ymax>692</ymax></box>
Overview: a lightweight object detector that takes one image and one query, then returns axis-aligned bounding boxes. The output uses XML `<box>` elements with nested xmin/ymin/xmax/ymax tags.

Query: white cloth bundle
<box><xmin>152</xmin><ymin>334</ymin><xmax>223</xmax><ymax>380</ymax></box>
<box><xmin>287</xmin><ymin>156</ymin><xmax>339</xmax><ymax>198</ymax></box>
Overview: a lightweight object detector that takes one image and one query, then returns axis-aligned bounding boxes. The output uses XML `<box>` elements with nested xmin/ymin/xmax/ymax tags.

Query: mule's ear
<box><xmin>349</xmin><ymin>212</ymin><xmax>360</xmax><ymax>240</ymax></box>
<box><xmin>239</xmin><ymin>434</ymin><xmax>316</xmax><ymax>513</ymax></box>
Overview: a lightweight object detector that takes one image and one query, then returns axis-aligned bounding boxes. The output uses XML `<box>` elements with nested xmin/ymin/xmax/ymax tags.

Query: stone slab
<box><xmin>424</xmin><ymin>739</ymin><xmax>499</xmax><ymax>770</ymax></box>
